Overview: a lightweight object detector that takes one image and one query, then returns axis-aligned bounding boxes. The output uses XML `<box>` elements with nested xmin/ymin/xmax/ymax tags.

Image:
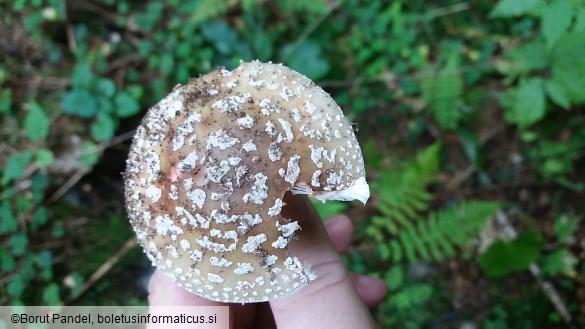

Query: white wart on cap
<box><xmin>124</xmin><ymin>61</ymin><xmax>369</xmax><ymax>303</ymax></box>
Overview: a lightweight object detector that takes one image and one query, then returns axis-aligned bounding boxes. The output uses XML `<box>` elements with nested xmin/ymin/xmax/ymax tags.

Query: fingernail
<box><xmin>357</xmin><ymin>275</ymin><xmax>381</xmax><ymax>287</ymax></box>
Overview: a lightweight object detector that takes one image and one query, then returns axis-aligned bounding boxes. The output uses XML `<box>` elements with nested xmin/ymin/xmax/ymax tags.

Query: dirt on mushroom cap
<box><xmin>124</xmin><ymin>61</ymin><xmax>369</xmax><ymax>303</ymax></box>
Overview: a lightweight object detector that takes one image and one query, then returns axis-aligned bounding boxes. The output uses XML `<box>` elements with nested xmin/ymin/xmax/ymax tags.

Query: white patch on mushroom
<box><xmin>277</xmin><ymin>118</ymin><xmax>294</xmax><ymax>143</ymax></box>
<box><xmin>179</xmin><ymin>152</ymin><xmax>199</xmax><ymax>170</ymax></box>
<box><xmin>234</xmin><ymin>263</ymin><xmax>254</xmax><ymax>275</ymax></box>
<box><xmin>180</xmin><ymin>239</ymin><xmax>191</xmax><ymax>251</ymax></box>
<box><xmin>145</xmin><ymin>185</ymin><xmax>162</xmax><ymax>202</ymax></box>
<box><xmin>311</xmin><ymin>170</ymin><xmax>321</xmax><ymax>187</ymax></box>
<box><xmin>238</xmin><ymin>213</ymin><xmax>263</xmax><ymax>233</ymax></box>
<box><xmin>242</xmin><ymin>140</ymin><xmax>257</xmax><ymax>152</ymax></box>
<box><xmin>242</xmin><ymin>233</ymin><xmax>267</xmax><ymax>253</ymax></box>
<box><xmin>268</xmin><ymin>143</ymin><xmax>283</xmax><ymax>162</ymax></box>
<box><xmin>242</xmin><ymin>173</ymin><xmax>269</xmax><ymax>204</ymax></box>
<box><xmin>210</xmin><ymin>256</ymin><xmax>233</xmax><ymax>267</ymax></box>
<box><xmin>206</xmin><ymin>129</ymin><xmax>239</xmax><ymax>150</ymax></box>
<box><xmin>259</xmin><ymin>98</ymin><xmax>280</xmax><ymax>115</ymax></box>
<box><xmin>186</xmin><ymin>189</ymin><xmax>206</xmax><ymax>209</ymax></box>
<box><xmin>291</xmin><ymin>108</ymin><xmax>302</xmax><ymax>122</ymax></box>
<box><xmin>196</xmin><ymin>236</ymin><xmax>236</xmax><ymax>253</ymax></box>
<box><xmin>236</xmin><ymin>114</ymin><xmax>254</xmax><ymax>129</ymax></box>
<box><xmin>267</xmin><ymin>198</ymin><xmax>284</xmax><ymax>217</ymax></box>
<box><xmin>166</xmin><ymin>245</ymin><xmax>179</xmax><ymax>259</ymax></box>
<box><xmin>284</xmin><ymin>155</ymin><xmax>301</xmax><ymax>185</ymax></box>
<box><xmin>169</xmin><ymin>184</ymin><xmax>178</xmax><ymax>200</ymax></box>
<box><xmin>271</xmin><ymin>236</ymin><xmax>288</xmax><ymax>249</ymax></box>
<box><xmin>277</xmin><ymin>221</ymin><xmax>300</xmax><ymax>238</ymax></box>
<box><xmin>308</xmin><ymin>145</ymin><xmax>324</xmax><ymax>168</ymax></box>
<box><xmin>172</xmin><ymin>112</ymin><xmax>202</xmax><ymax>151</ymax></box>
<box><xmin>155</xmin><ymin>214</ymin><xmax>184</xmax><ymax>236</ymax></box>
<box><xmin>158</xmin><ymin>89</ymin><xmax>183</xmax><ymax>119</ymax></box>
<box><xmin>211</xmin><ymin>93</ymin><xmax>251</xmax><ymax>112</ymax></box>
<box><xmin>263</xmin><ymin>255</ymin><xmax>278</xmax><ymax>267</ymax></box>
<box><xmin>208</xmin><ymin>273</ymin><xmax>225</xmax><ymax>284</ymax></box>
<box><xmin>265</xmin><ymin>120</ymin><xmax>277</xmax><ymax>136</ymax></box>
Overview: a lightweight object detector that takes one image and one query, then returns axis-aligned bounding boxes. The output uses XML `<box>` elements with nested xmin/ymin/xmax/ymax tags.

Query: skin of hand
<box><xmin>148</xmin><ymin>194</ymin><xmax>387</xmax><ymax>329</ymax></box>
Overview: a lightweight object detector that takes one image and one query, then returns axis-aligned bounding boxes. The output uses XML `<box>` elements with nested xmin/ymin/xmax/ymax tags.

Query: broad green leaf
<box><xmin>94</xmin><ymin>78</ymin><xmax>116</xmax><ymax>97</ymax></box>
<box><xmin>35</xmin><ymin>250</ymin><xmax>53</xmax><ymax>269</ymax></box>
<box><xmin>480</xmin><ymin>231</ymin><xmax>542</xmax><ymax>277</ymax></box>
<box><xmin>542</xmin><ymin>248</ymin><xmax>577</xmax><ymax>276</ymax></box>
<box><xmin>505</xmin><ymin>40</ymin><xmax>548</xmax><ymax>71</ymax></box>
<box><xmin>23</xmin><ymin>102</ymin><xmax>49</xmax><ymax>141</ymax></box>
<box><xmin>115</xmin><ymin>92</ymin><xmax>140</xmax><ymax>118</ymax></box>
<box><xmin>0</xmin><ymin>201</ymin><xmax>17</xmax><ymax>233</ymax></box>
<box><xmin>2</xmin><ymin>151</ymin><xmax>33</xmax><ymax>184</ymax></box>
<box><xmin>201</xmin><ymin>21</ymin><xmax>240</xmax><ymax>55</ymax></box>
<box><xmin>7</xmin><ymin>275</ymin><xmax>25</xmax><ymax>297</ymax></box>
<box><xmin>71</xmin><ymin>62</ymin><xmax>94</xmax><ymax>88</ymax></box>
<box><xmin>9</xmin><ymin>234</ymin><xmax>29</xmax><ymax>256</ymax></box>
<box><xmin>280</xmin><ymin>40</ymin><xmax>330</xmax><ymax>80</ymax></box>
<box><xmin>544</xmin><ymin>80</ymin><xmax>570</xmax><ymax>109</ymax></box>
<box><xmin>78</xmin><ymin>142</ymin><xmax>100</xmax><ymax>166</ymax></box>
<box><xmin>91</xmin><ymin>113</ymin><xmax>115</xmax><ymax>141</ymax></box>
<box><xmin>502</xmin><ymin>78</ymin><xmax>545</xmax><ymax>127</ymax></box>
<box><xmin>35</xmin><ymin>148</ymin><xmax>54</xmax><ymax>168</ymax></box>
<box><xmin>542</xmin><ymin>0</ymin><xmax>574</xmax><ymax>48</ymax></box>
<box><xmin>62</xmin><ymin>89</ymin><xmax>98</xmax><ymax>118</ymax></box>
<box><xmin>489</xmin><ymin>0</ymin><xmax>541</xmax><ymax>18</ymax></box>
<box><xmin>551</xmin><ymin>31</ymin><xmax>585</xmax><ymax>103</ymax></box>
<box><xmin>553</xmin><ymin>215</ymin><xmax>579</xmax><ymax>243</ymax></box>
<box><xmin>0</xmin><ymin>247</ymin><xmax>15</xmax><ymax>271</ymax></box>
<box><xmin>42</xmin><ymin>283</ymin><xmax>61</xmax><ymax>305</ymax></box>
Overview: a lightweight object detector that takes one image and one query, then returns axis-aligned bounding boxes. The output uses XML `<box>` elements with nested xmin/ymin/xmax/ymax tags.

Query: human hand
<box><xmin>148</xmin><ymin>194</ymin><xmax>387</xmax><ymax>328</ymax></box>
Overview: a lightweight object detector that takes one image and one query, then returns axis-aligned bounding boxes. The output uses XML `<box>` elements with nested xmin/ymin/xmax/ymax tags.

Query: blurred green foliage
<box><xmin>1</xmin><ymin>0</ymin><xmax>584</xmax><ymax>327</ymax></box>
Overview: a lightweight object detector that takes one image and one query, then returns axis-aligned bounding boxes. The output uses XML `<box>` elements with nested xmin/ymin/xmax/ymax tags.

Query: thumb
<box><xmin>269</xmin><ymin>195</ymin><xmax>379</xmax><ymax>329</ymax></box>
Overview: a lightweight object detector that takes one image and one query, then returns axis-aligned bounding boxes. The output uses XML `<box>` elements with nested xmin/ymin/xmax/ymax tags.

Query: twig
<box><xmin>494</xmin><ymin>210</ymin><xmax>574</xmax><ymax>326</ymax></box>
<box><xmin>425</xmin><ymin>2</ymin><xmax>470</xmax><ymax>19</ymax></box>
<box><xmin>66</xmin><ymin>237</ymin><xmax>138</xmax><ymax>304</ymax></box>
<box><xmin>47</xmin><ymin>168</ymin><xmax>88</xmax><ymax>203</ymax></box>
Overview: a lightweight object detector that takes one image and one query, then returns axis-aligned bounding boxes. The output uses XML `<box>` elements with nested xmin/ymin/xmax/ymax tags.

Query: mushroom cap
<box><xmin>124</xmin><ymin>61</ymin><xmax>369</xmax><ymax>303</ymax></box>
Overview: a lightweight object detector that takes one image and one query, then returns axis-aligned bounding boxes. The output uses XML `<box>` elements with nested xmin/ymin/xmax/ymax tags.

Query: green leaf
<box><xmin>35</xmin><ymin>148</ymin><xmax>55</xmax><ymax>168</ymax></box>
<box><xmin>2</xmin><ymin>151</ymin><xmax>33</xmax><ymax>184</ymax></box>
<box><xmin>72</xmin><ymin>62</ymin><xmax>94</xmax><ymax>88</ymax></box>
<box><xmin>114</xmin><ymin>92</ymin><xmax>140</xmax><ymax>118</ymax></box>
<box><xmin>544</xmin><ymin>79</ymin><xmax>570</xmax><ymax>109</ymax></box>
<box><xmin>35</xmin><ymin>250</ymin><xmax>53</xmax><ymax>269</ymax></box>
<box><xmin>91</xmin><ymin>113</ymin><xmax>115</xmax><ymax>141</ymax></box>
<box><xmin>0</xmin><ymin>201</ymin><xmax>17</xmax><ymax>234</ymax></box>
<box><xmin>553</xmin><ymin>215</ymin><xmax>579</xmax><ymax>243</ymax></box>
<box><xmin>310</xmin><ymin>199</ymin><xmax>349</xmax><ymax>220</ymax></box>
<box><xmin>505</xmin><ymin>40</ymin><xmax>548</xmax><ymax>72</ymax></box>
<box><xmin>420</xmin><ymin>67</ymin><xmax>463</xmax><ymax>130</ymax></box>
<box><xmin>542</xmin><ymin>0</ymin><xmax>574</xmax><ymax>48</ymax></box>
<box><xmin>94</xmin><ymin>78</ymin><xmax>116</xmax><ymax>97</ymax></box>
<box><xmin>0</xmin><ymin>89</ymin><xmax>12</xmax><ymax>114</ymax></box>
<box><xmin>62</xmin><ymin>89</ymin><xmax>98</xmax><ymax>118</ymax></box>
<box><xmin>201</xmin><ymin>21</ymin><xmax>240</xmax><ymax>55</ymax></box>
<box><xmin>9</xmin><ymin>234</ymin><xmax>29</xmax><ymax>256</ymax></box>
<box><xmin>551</xmin><ymin>31</ymin><xmax>585</xmax><ymax>103</ymax></box>
<box><xmin>542</xmin><ymin>248</ymin><xmax>577</xmax><ymax>276</ymax></box>
<box><xmin>0</xmin><ymin>247</ymin><xmax>15</xmax><ymax>271</ymax></box>
<box><xmin>7</xmin><ymin>275</ymin><xmax>25</xmax><ymax>297</ymax></box>
<box><xmin>42</xmin><ymin>283</ymin><xmax>61</xmax><ymax>305</ymax></box>
<box><xmin>480</xmin><ymin>231</ymin><xmax>543</xmax><ymax>277</ymax></box>
<box><xmin>489</xmin><ymin>0</ymin><xmax>541</xmax><ymax>18</ymax></box>
<box><xmin>502</xmin><ymin>78</ymin><xmax>545</xmax><ymax>127</ymax></box>
<box><xmin>78</xmin><ymin>142</ymin><xmax>100</xmax><ymax>166</ymax></box>
<box><xmin>280</xmin><ymin>40</ymin><xmax>330</xmax><ymax>80</ymax></box>
<box><xmin>24</xmin><ymin>102</ymin><xmax>50</xmax><ymax>141</ymax></box>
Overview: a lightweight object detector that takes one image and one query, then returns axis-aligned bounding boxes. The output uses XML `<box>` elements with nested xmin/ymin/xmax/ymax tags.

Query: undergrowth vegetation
<box><xmin>1</xmin><ymin>0</ymin><xmax>584</xmax><ymax>327</ymax></box>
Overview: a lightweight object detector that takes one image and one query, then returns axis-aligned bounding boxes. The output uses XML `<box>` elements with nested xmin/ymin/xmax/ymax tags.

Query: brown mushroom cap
<box><xmin>124</xmin><ymin>61</ymin><xmax>369</xmax><ymax>303</ymax></box>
